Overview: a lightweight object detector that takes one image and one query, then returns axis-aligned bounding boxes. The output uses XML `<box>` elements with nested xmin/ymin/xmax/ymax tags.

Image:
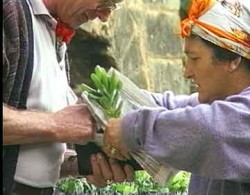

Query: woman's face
<box><xmin>50</xmin><ymin>0</ymin><xmax>113</xmax><ymax>28</ymax></box>
<box><xmin>183</xmin><ymin>36</ymin><xmax>232</xmax><ymax>104</ymax></box>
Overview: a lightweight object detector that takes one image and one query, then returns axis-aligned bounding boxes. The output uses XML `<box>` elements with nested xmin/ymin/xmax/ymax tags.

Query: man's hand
<box><xmin>85</xmin><ymin>153</ymin><xmax>134</xmax><ymax>188</ymax></box>
<box><xmin>60</xmin><ymin>151</ymin><xmax>135</xmax><ymax>188</ymax></box>
<box><xmin>52</xmin><ymin>104</ymin><xmax>96</xmax><ymax>144</ymax></box>
<box><xmin>3</xmin><ymin>104</ymin><xmax>96</xmax><ymax>145</ymax></box>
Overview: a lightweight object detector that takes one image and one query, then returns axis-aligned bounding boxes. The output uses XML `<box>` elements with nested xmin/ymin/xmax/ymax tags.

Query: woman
<box><xmin>103</xmin><ymin>0</ymin><xmax>250</xmax><ymax>194</ymax></box>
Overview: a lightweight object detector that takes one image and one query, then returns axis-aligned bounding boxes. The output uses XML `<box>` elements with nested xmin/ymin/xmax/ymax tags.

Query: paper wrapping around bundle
<box><xmin>76</xmin><ymin>68</ymin><xmax>177</xmax><ymax>185</ymax></box>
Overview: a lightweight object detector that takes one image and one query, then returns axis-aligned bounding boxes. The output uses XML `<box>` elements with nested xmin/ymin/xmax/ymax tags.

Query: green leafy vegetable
<box><xmin>76</xmin><ymin>65</ymin><xmax>123</xmax><ymax>118</ymax></box>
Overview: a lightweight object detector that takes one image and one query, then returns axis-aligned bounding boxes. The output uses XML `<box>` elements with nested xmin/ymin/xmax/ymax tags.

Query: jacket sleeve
<box><xmin>3</xmin><ymin>0</ymin><xmax>21</xmax><ymax>103</ymax></box>
<box><xmin>122</xmin><ymin>90</ymin><xmax>250</xmax><ymax>181</ymax></box>
<box><xmin>141</xmin><ymin>90</ymin><xmax>200</xmax><ymax>109</ymax></box>
<box><xmin>3</xmin><ymin>28</ymin><xmax>9</xmax><ymax>84</ymax></box>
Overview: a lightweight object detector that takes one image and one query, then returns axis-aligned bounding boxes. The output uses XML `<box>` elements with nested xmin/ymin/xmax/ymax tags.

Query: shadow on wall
<box><xmin>68</xmin><ymin>0</ymin><xmax>192</xmax><ymax>92</ymax></box>
<box><xmin>67</xmin><ymin>28</ymin><xmax>118</xmax><ymax>90</ymax></box>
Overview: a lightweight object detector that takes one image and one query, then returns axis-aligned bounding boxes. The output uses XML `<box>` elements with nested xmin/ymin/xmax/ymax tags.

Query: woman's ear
<box><xmin>228</xmin><ymin>56</ymin><xmax>241</xmax><ymax>72</ymax></box>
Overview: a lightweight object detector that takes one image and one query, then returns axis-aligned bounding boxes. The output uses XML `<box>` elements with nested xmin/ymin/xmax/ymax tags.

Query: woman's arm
<box><xmin>141</xmin><ymin>89</ymin><xmax>199</xmax><ymax>109</ymax></box>
<box><xmin>121</xmin><ymin>95</ymin><xmax>250</xmax><ymax>180</ymax></box>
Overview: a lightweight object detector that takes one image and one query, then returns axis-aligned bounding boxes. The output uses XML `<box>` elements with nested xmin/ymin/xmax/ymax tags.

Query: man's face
<box><xmin>54</xmin><ymin>0</ymin><xmax>119</xmax><ymax>28</ymax></box>
<box><xmin>183</xmin><ymin>36</ymin><xmax>232</xmax><ymax>104</ymax></box>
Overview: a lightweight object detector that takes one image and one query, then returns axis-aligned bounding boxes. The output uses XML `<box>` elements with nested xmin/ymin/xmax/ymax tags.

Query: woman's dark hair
<box><xmin>201</xmin><ymin>38</ymin><xmax>250</xmax><ymax>71</ymax></box>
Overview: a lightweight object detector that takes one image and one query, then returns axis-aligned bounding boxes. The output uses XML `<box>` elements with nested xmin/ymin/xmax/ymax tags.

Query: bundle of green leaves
<box><xmin>76</xmin><ymin>65</ymin><xmax>123</xmax><ymax>119</ymax></box>
<box><xmin>71</xmin><ymin>65</ymin><xmax>191</xmax><ymax>194</ymax></box>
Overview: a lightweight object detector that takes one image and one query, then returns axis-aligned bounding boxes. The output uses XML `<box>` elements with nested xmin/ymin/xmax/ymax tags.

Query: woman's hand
<box><xmin>102</xmin><ymin>118</ymin><xmax>130</xmax><ymax>160</ymax></box>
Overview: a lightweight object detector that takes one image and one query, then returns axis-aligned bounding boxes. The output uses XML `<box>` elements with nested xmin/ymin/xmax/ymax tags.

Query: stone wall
<box><xmin>70</xmin><ymin>0</ymin><xmax>191</xmax><ymax>95</ymax></box>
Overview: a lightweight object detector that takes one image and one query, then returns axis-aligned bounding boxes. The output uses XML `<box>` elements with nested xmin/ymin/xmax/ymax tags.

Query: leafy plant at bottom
<box><xmin>56</xmin><ymin>177</ymin><xmax>97</xmax><ymax>194</ymax></box>
<box><xmin>167</xmin><ymin>171</ymin><xmax>191</xmax><ymax>193</ymax></box>
<box><xmin>56</xmin><ymin>171</ymin><xmax>190</xmax><ymax>194</ymax></box>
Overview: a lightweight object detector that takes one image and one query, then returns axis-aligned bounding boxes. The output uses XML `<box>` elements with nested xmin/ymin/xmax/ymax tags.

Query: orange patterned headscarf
<box><xmin>181</xmin><ymin>0</ymin><xmax>250</xmax><ymax>59</ymax></box>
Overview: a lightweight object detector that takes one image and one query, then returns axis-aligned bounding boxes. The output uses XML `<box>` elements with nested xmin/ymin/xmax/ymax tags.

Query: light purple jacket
<box><xmin>122</xmin><ymin>87</ymin><xmax>250</xmax><ymax>195</ymax></box>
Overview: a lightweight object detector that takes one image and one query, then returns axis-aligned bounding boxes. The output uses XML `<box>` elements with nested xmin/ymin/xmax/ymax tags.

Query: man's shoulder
<box><xmin>3</xmin><ymin>0</ymin><xmax>21</xmax><ymax>9</ymax></box>
<box><xmin>3</xmin><ymin>0</ymin><xmax>24</xmax><ymax>21</ymax></box>
<box><xmin>3</xmin><ymin>0</ymin><xmax>32</xmax><ymax>35</ymax></box>
<box><xmin>3</xmin><ymin>0</ymin><xmax>31</xmax><ymax>17</ymax></box>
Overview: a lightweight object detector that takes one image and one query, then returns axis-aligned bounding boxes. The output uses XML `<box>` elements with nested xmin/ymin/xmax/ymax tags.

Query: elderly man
<box><xmin>103</xmin><ymin>0</ymin><xmax>250</xmax><ymax>194</ymax></box>
<box><xmin>3</xmin><ymin>0</ymin><xmax>133</xmax><ymax>195</ymax></box>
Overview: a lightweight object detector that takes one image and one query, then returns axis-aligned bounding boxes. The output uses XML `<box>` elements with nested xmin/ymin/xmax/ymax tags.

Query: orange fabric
<box><xmin>181</xmin><ymin>0</ymin><xmax>215</xmax><ymax>37</ymax></box>
<box><xmin>195</xmin><ymin>21</ymin><xmax>250</xmax><ymax>47</ymax></box>
<box><xmin>189</xmin><ymin>0</ymin><xmax>215</xmax><ymax>19</ymax></box>
<box><xmin>181</xmin><ymin>0</ymin><xmax>250</xmax><ymax>48</ymax></box>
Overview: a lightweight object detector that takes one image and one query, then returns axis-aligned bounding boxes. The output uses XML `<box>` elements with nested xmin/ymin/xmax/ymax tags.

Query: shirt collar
<box><xmin>28</xmin><ymin>0</ymin><xmax>57</xmax><ymax>27</ymax></box>
<box><xmin>28</xmin><ymin>0</ymin><xmax>51</xmax><ymax>16</ymax></box>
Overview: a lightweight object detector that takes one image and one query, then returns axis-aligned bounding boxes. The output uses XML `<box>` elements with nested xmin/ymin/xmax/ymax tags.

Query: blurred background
<box><xmin>68</xmin><ymin>0</ymin><xmax>194</xmax><ymax>95</ymax></box>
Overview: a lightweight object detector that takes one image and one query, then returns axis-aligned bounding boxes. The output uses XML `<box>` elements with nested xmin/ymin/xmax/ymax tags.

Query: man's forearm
<box><xmin>3</xmin><ymin>104</ymin><xmax>56</xmax><ymax>145</ymax></box>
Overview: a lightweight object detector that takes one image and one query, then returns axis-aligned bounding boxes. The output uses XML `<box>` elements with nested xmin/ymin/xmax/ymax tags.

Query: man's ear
<box><xmin>228</xmin><ymin>56</ymin><xmax>241</xmax><ymax>72</ymax></box>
